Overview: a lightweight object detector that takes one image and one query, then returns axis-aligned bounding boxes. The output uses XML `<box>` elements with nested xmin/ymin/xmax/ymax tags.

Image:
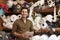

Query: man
<box><xmin>12</xmin><ymin>7</ymin><xmax>34</xmax><ymax>40</ymax></box>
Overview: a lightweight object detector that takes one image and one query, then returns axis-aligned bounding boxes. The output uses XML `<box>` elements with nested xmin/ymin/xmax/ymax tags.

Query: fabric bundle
<box><xmin>0</xmin><ymin>4</ymin><xmax>8</xmax><ymax>13</ymax></box>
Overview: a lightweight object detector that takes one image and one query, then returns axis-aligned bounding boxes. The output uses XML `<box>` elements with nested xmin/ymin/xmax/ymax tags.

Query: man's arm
<box><xmin>12</xmin><ymin>21</ymin><xmax>23</xmax><ymax>38</ymax></box>
<box><xmin>12</xmin><ymin>20</ymin><xmax>31</xmax><ymax>38</ymax></box>
<box><xmin>30</xmin><ymin>22</ymin><xmax>34</xmax><ymax>34</ymax></box>
<box><xmin>13</xmin><ymin>32</ymin><xmax>24</xmax><ymax>38</ymax></box>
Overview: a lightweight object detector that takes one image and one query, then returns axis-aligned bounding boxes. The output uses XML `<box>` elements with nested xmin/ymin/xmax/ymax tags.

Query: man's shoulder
<box><xmin>27</xmin><ymin>19</ymin><xmax>32</xmax><ymax>23</ymax></box>
<box><xmin>14</xmin><ymin>19</ymin><xmax>21</xmax><ymax>23</ymax></box>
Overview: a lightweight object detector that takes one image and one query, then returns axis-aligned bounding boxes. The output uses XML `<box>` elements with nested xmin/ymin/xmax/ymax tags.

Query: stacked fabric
<box><xmin>31</xmin><ymin>34</ymin><xmax>60</xmax><ymax>40</ymax></box>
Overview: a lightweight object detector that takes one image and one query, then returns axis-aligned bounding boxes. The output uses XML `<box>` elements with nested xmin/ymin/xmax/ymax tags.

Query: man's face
<box><xmin>21</xmin><ymin>9</ymin><xmax>28</xmax><ymax>18</ymax></box>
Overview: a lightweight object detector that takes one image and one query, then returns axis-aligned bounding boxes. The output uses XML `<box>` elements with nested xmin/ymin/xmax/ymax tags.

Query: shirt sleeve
<box><xmin>30</xmin><ymin>22</ymin><xmax>34</xmax><ymax>32</ymax></box>
<box><xmin>12</xmin><ymin>20</ymin><xmax>17</xmax><ymax>33</ymax></box>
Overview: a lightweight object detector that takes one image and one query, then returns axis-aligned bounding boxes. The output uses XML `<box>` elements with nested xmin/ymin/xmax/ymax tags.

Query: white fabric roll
<box><xmin>58</xmin><ymin>35</ymin><xmax>60</xmax><ymax>40</ymax></box>
<box><xmin>40</xmin><ymin>34</ymin><xmax>48</xmax><ymax>40</ymax></box>
<box><xmin>58</xmin><ymin>8</ymin><xmax>60</xmax><ymax>16</ymax></box>
<box><xmin>3</xmin><ymin>16</ymin><xmax>13</xmax><ymax>29</ymax></box>
<box><xmin>48</xmin><ymin>34</ymin><xmax>58</xmax><ymax>40</ymax></box>
<box><xmin>47</xmin><ymin>0</ymin><xmax>55</xmax><ymax>7</ymax></box>
<box><xmin>0</xmin><ymin>15</ymin><xmax>6</xmax><ymax>22</ymax></box>
<box><xmin>31</xmin><ymin>35</ymin><xmax>41</xmax><ymax>40</ymax></box>
<box><xmin>45</xmin><ymin>15</ymin><xmax>53</xmax><ymax>22</ymax></box>
<box><xmin>7</xmin><ymin>0</ymin><xmax>13</xmax><ymax>8</ymax></box>
<box><xmin>10</xmin><ymin>15</ymin><xmax>18</xmax><ymax>22</ymax></box>
<box><xmin>3</xmin><ymin>22</ymin><xmax>13</xmax><ymax>29</ymax></box>
<box><xmin>17</xmin><ymin>14</ymin><xmax>21</xmax><ymax>19</ymax></box>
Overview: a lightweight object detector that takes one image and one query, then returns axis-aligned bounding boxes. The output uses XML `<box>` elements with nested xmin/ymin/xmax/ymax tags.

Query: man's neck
<box><xmin>22</xmin><ymin>18</ymin><xmax>27</xmax><ymax>24</ymax></box>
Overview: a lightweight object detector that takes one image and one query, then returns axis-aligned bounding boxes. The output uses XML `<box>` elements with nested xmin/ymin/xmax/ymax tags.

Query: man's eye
<box><xmin>25</xmin><ymin>12</ymin><xmax>27</xmax><ymax>13</ymax></box>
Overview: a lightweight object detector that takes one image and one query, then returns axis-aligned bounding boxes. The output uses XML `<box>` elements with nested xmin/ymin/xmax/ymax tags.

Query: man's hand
<box><xmin>21</xmin><ymin>33</ymin><xmax>30</xmax><ymax>38</ymax></box>
<box><xmin>21</xmin><ymin>32</ymin><xmax>33</xmax><ymax>38</ymax></box>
